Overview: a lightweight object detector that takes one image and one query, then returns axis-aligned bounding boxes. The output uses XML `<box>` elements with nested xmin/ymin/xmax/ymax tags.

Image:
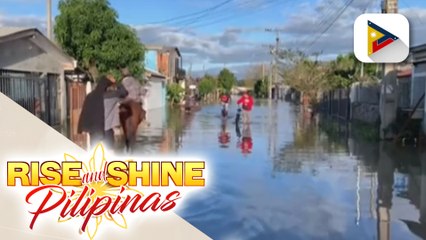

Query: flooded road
<box><xmin>135</xmin><ymin>100</ymin><xmax>426</xmax><ymax>240</ymax></box>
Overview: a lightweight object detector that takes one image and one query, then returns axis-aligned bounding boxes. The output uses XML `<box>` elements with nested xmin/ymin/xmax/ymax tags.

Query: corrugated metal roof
<box><xmin>0</xmin><ymin>27</ymin><xmax>31</xmax><ymax>38</ymax></box>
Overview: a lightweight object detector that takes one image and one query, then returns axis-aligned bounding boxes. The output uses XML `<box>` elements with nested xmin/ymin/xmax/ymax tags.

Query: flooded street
<box><xmin>134</xmin><ymin>100</ymin><xmax>426</xmax><ymax>240</ymax></box>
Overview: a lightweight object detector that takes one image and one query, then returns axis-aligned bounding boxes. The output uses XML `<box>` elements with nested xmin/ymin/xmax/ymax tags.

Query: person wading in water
<box><xmin>118</xmin><ymin>67</ymin><xmax>146</xmax><ymax>152</ymax></box>
<box><xmin>104</xmin><ymin>75</ymin><xmax>128</xmax><ymax>149</ymax></box>
<box><xmin>78</xmin><ymin>75</ymin><xmax>116</xmax><ymax>149</ymax></box>
<box><xmin>220</xmin><ymin>91</ymin><xmax>231</xmax><ymax>117</ymax></box>
<box><xmin>237</xmin><ymin>91</ymin><xmax>254</xmax><ymax>124</ymax></box>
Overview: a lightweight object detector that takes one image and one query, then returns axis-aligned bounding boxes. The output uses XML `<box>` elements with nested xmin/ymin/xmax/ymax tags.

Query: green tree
<box><xmin>283</xmin><ymin>58</ymin><xmax>328</xmax><ymax>105</ymax></box>
<box><xmin>217</xmin><ymin>68</ymin><xmax>236</xmax><ymax>92</ymax></box>
<box><xmin>326</xmin><ymin>54</ymin><xmax>357</xmax><ymax>89</ymax></box>
<box><xmin>254</xmin><ymin>80</ymin><xmax>269</xmax><ymax>98</ymax></box>
<box><xmin>325</xmin><ymin>53</ymin><xmax>381</xmax><ymax>90</ymax></box>
<box><xmin>198</xmin><ymin>75</ymin><xmax>216</xmax><ymax>98</ymax></box>
<box><xmin>54</xmin><ymin>0</ymin><xmax>145</xmax><ymax>81</ymax></box>
<box><xmin>166</xmin><ymin>83</ymin><xmax>184</xmax><ymax>105</ymax></box>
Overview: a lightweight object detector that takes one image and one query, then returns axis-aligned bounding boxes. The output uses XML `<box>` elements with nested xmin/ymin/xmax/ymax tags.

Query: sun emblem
<box><xmin>55</xmin><ymin>143</ymin><xmax>143</xmax><ymax>240</ymax></box>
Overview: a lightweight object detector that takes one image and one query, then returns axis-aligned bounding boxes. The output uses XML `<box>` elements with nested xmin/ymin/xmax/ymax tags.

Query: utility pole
<box><xmin>46</xmin><ymin>0</ymin><xmax>52</xmax><ymax>40</ymax></box>
<box><xmin>274</xmin><ymin>32</ymin><xmax>279</xmax><ymax>100</ymax></box>
<box><xmin>382</xmin><ymin>0</ymin><xmax>398</xmax><ymax>75</ymax></box>
<box><xmin>380</xmin><ymin>0</ymin><xmax>398</xmax><ymax>140</ymax></box>
<box><xmin>262</xmin><ymin>63</ymin><xmax>265</xmax><ymax>82</ymax></box>
<box><xmin>265</xmin><ymin>28</ymin><xmax>284</xmax><ymax>100</ymax></box>
<box><xmin>261</xmin><ymin>44</ymin><xmax>273</xmax><ymax>99</ymax></box>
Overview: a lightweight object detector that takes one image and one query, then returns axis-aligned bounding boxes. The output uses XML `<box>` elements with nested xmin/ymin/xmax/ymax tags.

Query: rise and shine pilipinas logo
<box><xmin>5</xmin><ymin>144</ymin><xmax>207</xmax><ymax>240</ymax></box>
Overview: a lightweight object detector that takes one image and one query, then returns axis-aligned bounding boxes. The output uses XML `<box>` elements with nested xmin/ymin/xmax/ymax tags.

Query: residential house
<box><xmin>144</xmin><ymin>49</ymin><xmax>167</xmax><ymax>110</ymax></box>
<box><xmin>410</xmin><ymin>44</ymin><xmax>426</xmax><ymax>133</ymax></box>
<box><xmin>140</xmin><ymin>49</ymin><xmax>168</xmax><ymax>144</ymax></box>
<box><xmin>145</xmin><ymin>45</ymin><xmax>185</xmax><ymax>85</ymax></box>
<box><xmin>0</xmin><ymin>27</ymin><xmax>77</xmax><ymax>130</ymax></box>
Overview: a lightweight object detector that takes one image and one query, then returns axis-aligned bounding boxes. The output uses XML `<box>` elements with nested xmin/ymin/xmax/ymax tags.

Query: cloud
<box><xmin>0</xmin><ymin>14</ymin><xmax>45</xmax><ymax>29</ymax></box>
<box><xmin>280</xmin><ymin>1</ymin><xmax>426</xmax><ymax>55</ymax></box>
<box><xmin>401</xmin><ymin>8</ymin><xmax>426</xmax><ymax>47</ymax></box>
<box><xmin>135</xmin><ymin>24</ymin><xmax>270</xmax><ymax>71</ymax></box>
<box><xmin>134</xmin><ymin>1</ymin><xmax>426</xmax><ymax>76</ymax></box>
<box><xmin>1</xmin><ymin>0</ymin><xmax>426</xmax><ymax>78</ymax></box>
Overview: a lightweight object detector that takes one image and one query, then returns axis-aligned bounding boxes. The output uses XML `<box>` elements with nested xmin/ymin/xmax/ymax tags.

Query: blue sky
<box><xmin>1</xmin><ymin>0</ymin><xmax>426</xmax><ymax>77</ymax></box>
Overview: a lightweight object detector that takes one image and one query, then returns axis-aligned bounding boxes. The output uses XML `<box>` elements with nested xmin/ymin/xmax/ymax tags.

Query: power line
<box><xmin>153</xmin><ymin>0</ymin><xmax>264</xmax><ymax>27</ymax></box>
<box><xmin>279</xmin><ymin>0</ymin><xmax>350</xmax><ymax>56</ymax></box>
<box><xmin>146</xmin><ymin>0</ymin><xmax>234</xmax><ymax>25</ymax></box>
<box><xmin>305</xmin><ymin>0</ymin><xmax>355</xmax><ymax>53</ymax></box>
<box><xmin>179</xmin><ymin>0</ymin><xmax>282</xmax><ymax>31</ymax></box>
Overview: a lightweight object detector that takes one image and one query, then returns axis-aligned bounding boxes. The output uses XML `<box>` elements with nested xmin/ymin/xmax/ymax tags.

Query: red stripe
<box><xmin>372</xmin><ymin>38</ymin><xmax>394</xmax><ymax>54</ymax></box>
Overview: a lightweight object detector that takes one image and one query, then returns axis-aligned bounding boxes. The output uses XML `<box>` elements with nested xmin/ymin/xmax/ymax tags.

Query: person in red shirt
<box><xmin>237</xmin><ymin>91</ymin><xmax>254</xmax><ymax>124</ymax></box>
<box><xmin>220</xmin><ymin>92</ymin><xmax>231</xmax><ymax>116</ymax></box>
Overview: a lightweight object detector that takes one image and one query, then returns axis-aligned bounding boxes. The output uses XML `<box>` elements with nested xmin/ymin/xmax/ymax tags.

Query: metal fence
<box><xmin>318</xmin><ymin>88</ymin><xmax>351</xmax><ymax>121</ymax></box>
<box><xmin>0</xmin><ymin>70</ymin><xmax>60</xmax><ymax>126</ymax></box>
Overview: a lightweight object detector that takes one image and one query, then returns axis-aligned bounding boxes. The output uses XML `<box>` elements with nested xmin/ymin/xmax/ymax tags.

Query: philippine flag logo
<box><xmin>354</xmin><ymin>14</ymin><xmax>409</xmax><ymax>63</ymax></box>
<box><xmin>367</xmin><ymin>20</ymin><xmax>398</xmax><ymax>56</ymax></box>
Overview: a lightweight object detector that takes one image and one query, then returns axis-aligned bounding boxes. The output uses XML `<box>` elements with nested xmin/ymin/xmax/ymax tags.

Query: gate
<box><xmin>68</xmin><ymin>81</ymin><xmax>87</xmax><ymax>149</ymax></box>
<box><xmin>0</xmin><ymin>70</ymin><xmax>60</xmax><ymax>126</ymax></box>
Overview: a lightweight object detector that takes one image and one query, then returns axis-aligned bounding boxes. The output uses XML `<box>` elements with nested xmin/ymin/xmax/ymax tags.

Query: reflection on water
<box><xmin>124</xmin><ymin>106</ymin><xmax>197</xmax><ymax>154</ymax></box>
<box><xmin>236</xmin><ymin>123</ymin><xmax>253</xmax><ymax>156</ymax></box>
<box><xmin>218</xmin><ymin>118</ymin><xmax>231</xmax><ymax>148</ymax></box>
<box><xmin>132</xmin><ymin>101</ymin><xmax>426</xmax><ymax>240</ymax></box>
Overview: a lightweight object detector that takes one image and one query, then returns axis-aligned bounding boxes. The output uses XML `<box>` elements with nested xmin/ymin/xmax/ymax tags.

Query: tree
<box><xmin>198</xmin><ymin>74</ymin><xmax>216</xmax><ymax>98</ymax></box>
<box><xmin>254</xmin><ymin>80</ymin><xmax>269</xmax><ymax>98</ymax></box>
<box><xmin>166</xmin><ymin>83</ymin><xmax>184</xmax><ymax>105</ymax></box>
<box><xmin>283</xmin><ymin>58</ymin><xmax>328</xmax><ymax>105</ymax></box>
<box><xmin>326</xmin><ymin>54</ymin><xmax>357</xmax><ymax>90</ymax></box>
<box><xmin>217</xmin><ymin>68</ymin><xmax>236</xmax><ymax>92</ymax></box>
<box><xmin>54</xmin><ymin>0</ymin><xmax>145</xmax><ymax>81</ymax></box>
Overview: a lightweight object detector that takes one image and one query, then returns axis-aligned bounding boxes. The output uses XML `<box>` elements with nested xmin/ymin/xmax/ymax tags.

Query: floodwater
<box><xmin>133</xmin><ymin>100</ymin><xmax>426</xmax><ymax>240</ymax></box>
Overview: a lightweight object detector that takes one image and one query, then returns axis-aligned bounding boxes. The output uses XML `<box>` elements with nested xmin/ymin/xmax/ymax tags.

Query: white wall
<box><xmin>145</xmin><ymin>79</ymin><xmax>166</xmax><ymax>110</ymax></box>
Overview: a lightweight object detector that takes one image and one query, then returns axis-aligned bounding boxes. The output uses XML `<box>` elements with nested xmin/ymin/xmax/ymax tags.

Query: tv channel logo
<box><xmin>354</xmin><ymin>13</ymin><xmax>409</xmax><ymax>63</ymax></box>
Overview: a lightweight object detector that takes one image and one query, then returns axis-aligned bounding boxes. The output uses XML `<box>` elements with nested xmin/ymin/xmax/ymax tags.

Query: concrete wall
<box><xmin>350</xmin><ymin>82</ymin><xmax>381</xmax><ymax>124</ymax></box>
<box><xmin>0</xmin><ymin>39</ymin><xmax>67</xmax><ymax>125</ymax></box>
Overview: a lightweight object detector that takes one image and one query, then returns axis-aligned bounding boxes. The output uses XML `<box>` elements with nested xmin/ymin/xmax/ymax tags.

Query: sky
<box><xmin>0</xmin><ymin>0</ymin><xmax>426</xmax><ymax>78</ymax></box>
